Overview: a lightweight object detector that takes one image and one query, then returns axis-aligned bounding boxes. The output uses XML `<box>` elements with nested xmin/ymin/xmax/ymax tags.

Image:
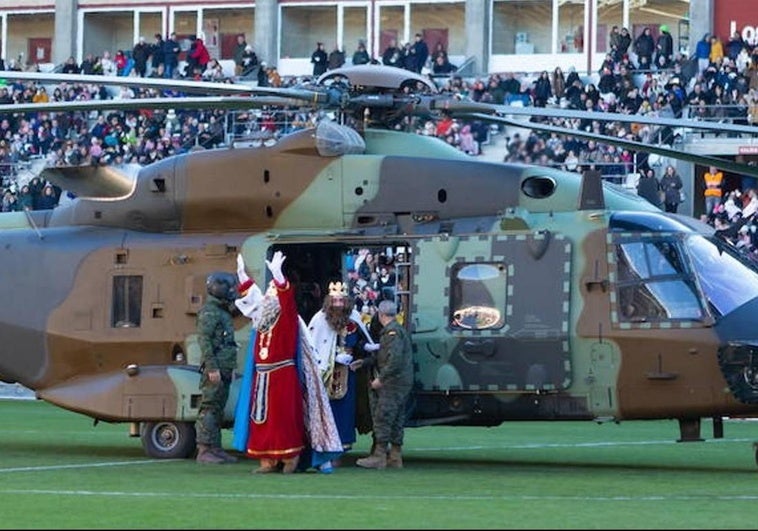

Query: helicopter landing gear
<box><xmin>140</xmin><ymin>421</ymin><xmax>196</xmax><ymax>459</ymax></box>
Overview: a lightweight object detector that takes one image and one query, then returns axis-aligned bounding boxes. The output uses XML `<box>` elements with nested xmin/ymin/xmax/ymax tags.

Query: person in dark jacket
<box><xmin>150</xmin><ymin>33</ymin><xmax>165</xmax><ymax>75</ymax></box>
<box><xmin>655</xmin><ymin>25</ymin><xmax>674</xmax><ymax>69</ymax></box>
<box><xmin>659</xmin><ymin>164</ymin><xmax>684</xmax><ymax>213</ymax></box>
<box><xmin>36</xmin><ymin>184</ymin><xmax>59</xmax><ymax>210</ymax></box>
<box><xmin>311</xmin><ymin>42</ymin><xmax>328</xmax><ymax>77</ymax></box>
<box><xmin>60</xmin><ymin>56</ymin><xmax>80</xmax><ymax>74</ymax></box>
<box><xmin>132</xmin><ymin>36</ymin><xmax>150</xmax><ymax>77</ymax></box>
<box><xmin>432</xmin><ymin>54</ymin><xmax>456</xmax><ymax>75</ymax></box>
<box><xmin>637</xmin><ymin>168</ymin><xmax>662</xmax><ymax>208</ymax></box>
<box><xmin>408</xmin><ymin>33</ymin><xmax>429</xmax><ymax>73</ymax></box>
<box><xmin>352</xmin><ymin>41</ymin><xmax>370</xmax><ymax>65</ymax></box>
<box><xmin>327</xmin><ymin>45</ymin><xmax>345</xmax><ymax>70</ymax></box>
<box><xmin>239</xmin><ymin>45</ymin><xmax>259</xmax><ymax>78</ymax></box>
<box><xmin>163</xmin><ymin>32</ymin><xmax>181</xmax><ymax>79</ymax></box>
<box><xmin>381</xmin><ymin>38</ymin><xmax>402</xmax><ymax>68</ymax></box>
<box><xmin>80</xmin><ymin>53</ymin><xmax>96</xmax><ymax>75</ymax></box>
<box><xmin>233</xmin><ymin>34</ymin><xmax>248</xmax><ymax>76</ymax></box>
<box><xmin>634</xmin><ymin>27</ymin><xmax>655</xmax><ymax>71</ymax></box>
<box><xmin>726</xmin><ymin>31</ymin><xmax>746</xmax><ymax>62</ymax></box>
<box><xmin>532</xmin><ymin>70</ymin><xmax>553</xmax><ymax>107</ymax></box>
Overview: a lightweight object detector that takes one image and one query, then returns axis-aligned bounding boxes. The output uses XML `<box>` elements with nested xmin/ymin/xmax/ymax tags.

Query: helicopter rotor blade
<box><xmin>0</xmin><ymin>96</ymin><xmax>309</xmax><ymax>114</ymax></box>
<box><xmin>439</xmin><ymin>99</ymin><xmax>758</xmax><ymax>137</ymax></box>
<box><xmin>0</xmin><ymin>70</ymin><xmax>332</xmax><ymax>102</ymax></box>
<box><xmin>1</xmin><ymin>70</ymin><xmax>255</xmax><ymax>95</ymax></box>
<box><xmin>465</xmin><ymin>111</ymin><xmax>758</xmax><ymax>180</ymax></box>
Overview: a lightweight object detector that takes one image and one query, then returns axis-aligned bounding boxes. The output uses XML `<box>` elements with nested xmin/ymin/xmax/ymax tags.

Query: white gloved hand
<box><xmin>266</xmin><ymin>251</ymin><xmax>286</xmax><ymax>285</ymax></box>
<box><xmin>364</xmin><ymin>343</ymin><xmax>380</xmax><ymax>352</ymax></box>
<box><xmin>236</xmin><ymin>253</ymin><xmax>251</xmax><ymax>285</ymax></box>
<box><xmin>335</xmin><ymin>353</ymin><xmax>353</xmax><ymax>365</ymax></box>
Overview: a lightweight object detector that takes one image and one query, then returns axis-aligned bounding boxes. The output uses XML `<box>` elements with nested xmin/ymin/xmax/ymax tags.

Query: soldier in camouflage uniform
<box><xmin>195</xmin><ymin>271</ymin><xmax>240</xmax><ymax>464</ymax></box>
<box><xmin>355</xmin><ymin>299</ymin><xmax>413</xmax><ymax>469</ymax></box>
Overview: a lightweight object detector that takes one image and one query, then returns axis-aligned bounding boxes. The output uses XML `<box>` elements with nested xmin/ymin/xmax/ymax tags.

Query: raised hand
<box><xmin>266</xmin><ymin>250</ymin><xmax>286</xmax><ymax>285</ymax></box>
<box><xmin>236</xmin><ymin>253</ymin><xmax>251</xmax><ymax>285</ymax></box>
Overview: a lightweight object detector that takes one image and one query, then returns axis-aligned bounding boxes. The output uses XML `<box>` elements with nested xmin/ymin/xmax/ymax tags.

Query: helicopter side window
<box><xmin>450</xmin><ymin>263</ymin><xmax>506</xmax><ymax>330</ymax></box>
<box><xmin>112</xmin><ymin>275</ymin><xmax>143</xmax><ymax>328</ymax></box>
<box><xmin>615</xmin><ymin>241</ymin><xmax>703</xmax><ymax>322</ymax></box>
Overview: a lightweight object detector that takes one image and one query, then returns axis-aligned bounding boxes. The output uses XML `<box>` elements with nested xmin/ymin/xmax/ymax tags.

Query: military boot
<box><xmin>211</xmin><ymin>447</ymin><xmax>238</xmax><ymax>463</ymax></box>
<box><xmin>387</xmin><ymin>444</ymin><xmax>403</xmax><ymax>469</ymax></box>
<box><xmin>356</xmin><ymin>444</ymin><xmax>387</xmax><ymax>469</ymax></box>
<box><xmin>196</xmin><ymin>444</ymin><xmax>225</xmax><ymax>464</ymax></box>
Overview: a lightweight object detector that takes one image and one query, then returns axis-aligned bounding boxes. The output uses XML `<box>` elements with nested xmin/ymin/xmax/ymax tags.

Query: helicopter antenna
<box><xmin>23</xmin><ymin>208</ymin><xmax>44</xmax><ymax>240</ymax></box>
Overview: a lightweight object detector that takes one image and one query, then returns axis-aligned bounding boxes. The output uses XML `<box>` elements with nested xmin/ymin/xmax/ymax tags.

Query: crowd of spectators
<box><xmin>345</xmin><ymin>247</ymin><xmax>407</xmax><ymax>326</ymax></box>
<box><xmin>1</xmin><ymin>24</ymin><xmax>758</xmax><ymax>238</ymax></box>
<box><xmin>711</xmin><ymin>188</ymin><xmax>758</xmax><ymax>264</ymax></box>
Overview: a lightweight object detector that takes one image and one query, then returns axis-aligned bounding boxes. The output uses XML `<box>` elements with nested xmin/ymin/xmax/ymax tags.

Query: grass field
<box><xmin>2</xmin><ymin>399</ymin><xmax>758</xmax><ymax>529</ymax></box>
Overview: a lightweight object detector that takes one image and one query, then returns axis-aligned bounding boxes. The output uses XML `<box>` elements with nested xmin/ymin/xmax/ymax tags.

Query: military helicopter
<box><xmin>2</xmin><ymin>64</ymin><xmax>758</xmax><ymax>464</ymax></box>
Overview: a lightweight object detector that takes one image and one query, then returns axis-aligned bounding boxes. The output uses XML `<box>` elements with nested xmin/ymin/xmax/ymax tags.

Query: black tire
<box><xmin>140</xmin><ymin>421</ymin><xmax>196</xmax><ymax>459</ymax></box>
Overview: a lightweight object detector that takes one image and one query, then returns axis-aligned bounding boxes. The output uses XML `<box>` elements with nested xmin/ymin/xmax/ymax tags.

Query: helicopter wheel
<box><xmin>140</xmin><ymin>421</ymin><xmax>196</xmax><ymax>459</ymax></box>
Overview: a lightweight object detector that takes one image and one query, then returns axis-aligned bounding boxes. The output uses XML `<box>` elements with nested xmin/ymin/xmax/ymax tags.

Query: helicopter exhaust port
<box><xmin>717</xmin><ymin>343</ymin><xmax>758</xmax><ymax>404</ymax></box>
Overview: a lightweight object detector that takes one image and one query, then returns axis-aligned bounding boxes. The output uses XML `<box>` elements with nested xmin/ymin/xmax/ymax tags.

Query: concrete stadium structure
<box><xmin>0</xmin><ymin>0</ymin><xmax>723</xmax><ymax>78</ymax></box>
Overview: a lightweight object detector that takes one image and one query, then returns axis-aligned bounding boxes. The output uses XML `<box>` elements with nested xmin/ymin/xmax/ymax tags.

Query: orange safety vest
<box><xmin>704</xmin><ymin>171</ymin><xmax>723</xmax><ymax>197</ymax></box>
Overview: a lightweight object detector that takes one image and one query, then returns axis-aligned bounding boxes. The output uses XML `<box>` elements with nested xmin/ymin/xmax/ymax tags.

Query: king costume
<box><xmin>308</xmin><ymin>281</ymin><xmax>378</xmax><ymax>453</ymax></box>
<box><xmin>232</xmin><ymin>252</ymin><xmax>342</xmax><ymax>473</ymax></box>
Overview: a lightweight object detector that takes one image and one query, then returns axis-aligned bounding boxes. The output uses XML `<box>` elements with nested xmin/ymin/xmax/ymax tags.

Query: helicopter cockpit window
<box><xmin>112</xmin><ymin>275</ymin><xmax>143</xmax><ymax>328</ymax></box>
<box><xmin>685</xmin><ymin>234</ymin><xmax>758</xmax><ymax>317</ymax></box>
<box><xmin>450</xmin><ymin>263</ymin><xmax>506</xmax><ymax>330</ymax></box>
<box><xmin>615</xmin><ymin>240</ymin><xmax>703</xmax><ymax>322</ymax></box>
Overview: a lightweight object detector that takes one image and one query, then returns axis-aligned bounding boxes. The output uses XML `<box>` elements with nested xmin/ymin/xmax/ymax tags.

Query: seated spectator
<box><xmin>203</xmin><ymin>58</ymin><xmax>225</xmax><ymax>81</ymax></box>
<box><xmin>61</xmin><ymin>56</ymin><xmax>80</xmax><ymax>74</ymax></box>
<box><xmin>239</xmin><ymin>45</ymin><xmax>259</xmax><ymax>78</ymax></box>
<box><xmin>36</xmin><ymin>183</ymin><xmax>59</xmax><ymax>210</ymax></box>
<box><xmin>432</xmin><ymin>54</ymin><xmax>457</xmax><ymax>75</ymax></box>
<box><xmin>352</xmin><ymin>41</ymin><xmax>370</xmax><ymax>66</ymax></box>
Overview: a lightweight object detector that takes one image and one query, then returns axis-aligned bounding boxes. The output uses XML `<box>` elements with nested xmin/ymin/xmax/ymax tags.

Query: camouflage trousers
<box><xmin>368</xmin><ymin>384</ymin><xmax>411</xmax><ymax>446</ymax></box>
<box><xmin>195</xmin><ymin>369</ymin><xmax>232</xmax><ymax>447</ymax></box>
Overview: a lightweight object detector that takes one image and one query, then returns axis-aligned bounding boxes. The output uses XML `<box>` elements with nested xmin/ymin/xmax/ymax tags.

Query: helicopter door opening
<box><xmin>270</xmin><ymin>242</ymin><xmax>411</xmax><ymax>328</ymax></box>
<box><xmin>412</xmin><ymin>232</ymin><xmax>572</xmax><ymax>394</ymax></box>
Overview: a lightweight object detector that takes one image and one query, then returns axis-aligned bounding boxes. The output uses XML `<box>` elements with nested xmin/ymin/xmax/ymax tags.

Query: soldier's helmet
<box><xmin>206</xmin><ymin>272</ymin><xmax>238</xmax><ymax>301</ymax></box>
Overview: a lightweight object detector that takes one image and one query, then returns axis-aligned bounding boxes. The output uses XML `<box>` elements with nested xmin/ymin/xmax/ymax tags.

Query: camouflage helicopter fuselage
<box><xmin>0</xmin><ymin>123</ymin><xmax>755</xmax><ymax>447</ymax></box>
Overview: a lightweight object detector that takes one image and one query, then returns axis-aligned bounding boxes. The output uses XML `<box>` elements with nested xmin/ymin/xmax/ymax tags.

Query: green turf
<box><xmin>2</xmin><ymin>399</ymin><xmax>758</xmax><ymax>529</ymax></box>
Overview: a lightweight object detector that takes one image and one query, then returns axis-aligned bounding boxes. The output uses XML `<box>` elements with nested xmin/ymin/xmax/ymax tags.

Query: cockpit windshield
<box><xmin>615</xmin><ymin>239</ymin><xmax>704</xmax><ymax>322</ymax></box>
<box><xmin>685</xmin><ymin>234</ymin><xmax>758</xmax><ymax>317</ymax></box>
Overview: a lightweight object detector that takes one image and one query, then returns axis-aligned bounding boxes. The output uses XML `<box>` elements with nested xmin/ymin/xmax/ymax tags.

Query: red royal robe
<box><xmin>246</xmin><ymin>280</ymin><xmax>305</xmax><ymax>460</ymax></box>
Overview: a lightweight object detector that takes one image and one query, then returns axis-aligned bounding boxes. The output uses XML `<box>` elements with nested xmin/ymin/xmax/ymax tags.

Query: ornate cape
<box><xmin>233</xmin><ymin>316</ymin><xmax>342</xmax><ymax>467</ymax></box>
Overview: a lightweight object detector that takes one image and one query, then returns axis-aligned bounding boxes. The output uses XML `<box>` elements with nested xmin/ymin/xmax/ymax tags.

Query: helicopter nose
<box><xmin>717</xmin><ymin>341</ymin><xmax>758</xmax><ymax>405</ymax></box>
<box><xmin>713</xmin><ymin>297</ymin><xmax>758</xmax><ymax>405</ymax></box>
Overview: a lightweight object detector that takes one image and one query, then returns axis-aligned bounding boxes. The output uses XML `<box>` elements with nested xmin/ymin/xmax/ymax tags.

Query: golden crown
<box><xmin>328</xmin><ymin>281</ymin><xmax>348</xmax><ymax>297</ymax></box>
